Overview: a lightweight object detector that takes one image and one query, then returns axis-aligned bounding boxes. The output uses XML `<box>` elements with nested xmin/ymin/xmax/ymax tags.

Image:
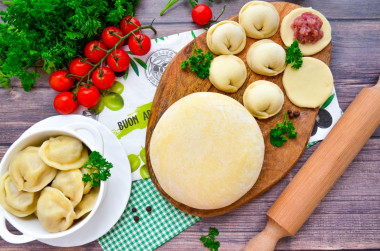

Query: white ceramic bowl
<box><xmin>0</xmin><ymin>122</ymin><xmax>105</xmax><ymax>244</ymax></box>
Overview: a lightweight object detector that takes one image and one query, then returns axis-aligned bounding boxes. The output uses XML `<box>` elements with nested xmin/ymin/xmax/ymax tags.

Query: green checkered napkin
<box><xmin>98</xmin><ymin>179</ymin><xmax>200</xmax><ymax>250</ymax></box>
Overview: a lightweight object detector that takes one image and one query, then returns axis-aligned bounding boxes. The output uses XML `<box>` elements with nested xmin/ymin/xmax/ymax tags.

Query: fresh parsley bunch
<box><xmin>270</xmin><ymin>111</ymin><xmax>298</xmax><ymax>147</ymax></box>
<box><xmin>0</xmin><ymin>0</ymin><xmax>140</xmax><ymax>91</ymax></box>
<box><xmin>82</xmin><ymin>151</ymin><xmax>113</xmax><ymax>187</ymax></box>
<box><xmin>200</xmin><ymin>227</ymin><xmax>220</xmax><ymax>251</ymax></box>
<box><xmin>181</xmin><ymin>43</ymin><xmax>213</xmax><ymax>79</ymax></box>
<box><xmin>285</xmin><ymin>40</ymin><xmax>303</xmax><ymax>69</ymax></box>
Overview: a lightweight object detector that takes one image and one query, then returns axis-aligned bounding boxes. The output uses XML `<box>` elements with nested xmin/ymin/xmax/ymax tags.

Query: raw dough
<box><xmin>247</xmin><ymin>39</ymin><xmax>286</xmax><ymax>76</ymax></box>
<box><xmin>209</xmin><ymin>55</ymin><xmax>247</xmax><ymax>93</ymax></box>
<box><xmin>207</xmin><ymin>21</ymin><xmax>246</xmax><ymax>55</ymax></box>
<box><xmin>281</xmin><ymin>8</ymin><xmax>332</xmax><ymax>55</ymax></box>
<box><xmin>283</xmin><ymin>57</ymin><xmax>333</xmax><ymax>108</ymax></box>
<box><xmin>150</xmin><ymin>92</ymin><xmax>265</xmax><ymax>210</ymax></box>
<box><xmin>243</xmin><ymin>80</ymin><xmax>284</xmax><ymax>119</ymax></box>
<box><xmin>239</xmin><ymin>1</ymin><xmax>279</xmax><ymax>39</ymax></box>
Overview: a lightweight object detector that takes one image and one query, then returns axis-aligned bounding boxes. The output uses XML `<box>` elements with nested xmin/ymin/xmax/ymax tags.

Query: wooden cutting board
<box><xmin>145</xmin><ymin>2</ymin><xmax>332</xmax><ymax>217</ymax></box>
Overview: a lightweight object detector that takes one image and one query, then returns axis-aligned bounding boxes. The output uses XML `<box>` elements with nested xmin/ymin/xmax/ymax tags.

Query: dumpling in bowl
<box><xmin>239</xmin><ymin>1</ymin><xmax>280</xmax><ymax>39</ymax></box>
<box><xmin>81</xmin><ymin>168</ymin><xmax>92</xmax><ymax>195</ymax></box>
<box><xmin>39</xmin><ymin>136</ymin><xmax>89</xmax><ymax>170</ymax></box>
<box><xmin>247</xmin><ymin>39</ymin><xmax>286</xmax><ymax>76</ymax></box>
<box><xmin>74</xmin><ymin>186</ymin><xmax>99</xmax><ymax>219</ymax></box>
<box><xmin>51</xmin><ymin>169</ymin><xmax>84</xmax><ymax>207</ymax></box>
<box><xmin>37</xmin><ymin>187</ymin><xmax>76</xmax><ymax>233</ymax></box>
<box><xmin>207</xmin><ymin>21</ymin><xmax>246</xmax><ymax>55</ymax></box>
<box><xmin>0</xmin><ymin>172</ymin><xmax>39</xmax><ymax>217</ymax></box>
<box><xmin>209</xmin><ymin>55</ymin><xmax>247</xmax><ymax>93</ymax></box>
<box><xmin>9</xmin><ymin>146</ymin><xmax>57</xmax><ymax>192</ymax></box>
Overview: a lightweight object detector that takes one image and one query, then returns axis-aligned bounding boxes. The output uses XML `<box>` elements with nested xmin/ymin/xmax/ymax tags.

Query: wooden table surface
<box><xmin>0</xmin><ymin>0</ymin><xmax>379</xmax><ymax>250</ymax></box>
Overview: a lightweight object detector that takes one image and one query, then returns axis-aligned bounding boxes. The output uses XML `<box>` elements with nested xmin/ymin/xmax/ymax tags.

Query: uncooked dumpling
<box><xmin>39</xmin><ymin>136</ymin><xmax>89</xmax><ymax>170</ymax></box>
<box><xmin>0</xmin><ymin>172</ymin><xmax>39</xmax><ymax>217</ymax></box>
<box><xmin>9</xmin><ymin>146</ymin><xmax>57</xmax><ymax>192</ymax></box>
<box><xmin>243</xmin><ymin>80</ymin><xmax>284</xmax><ymax>119</ymax></box>
<box><xmin>281</xmin><ymin>8</ymin><xmax>332</xmax><ymax>55</ymax></box>
<box><xmin>150</xmin><ymin>92</ymin><xmax>264</xmax><ymax>210</ymax></box>
<box><xmin>209</xmin><ymin>55</ymin><xmax>247</xmax><ymax>93</ymax></box>
<box><xmin>37</xmin><ymin>187</ymin><xmax>76</xmax><ymax>233</ymax></box>
<box><xmin>283</xmin><ymin>57</ymin><xmax>333</xmax><ymax>108</ymax></box>
<box><xmin>239</xmin><ymin>1</ymin><xmax>279</xmax><ymax>39</ymax></box>
<box><xmin>74</xmin><ymin>186</ymin><xmax>99</xmax><ymax>219</ymax></box>
<box><xmin>207</xmin><ymin>21</ymin><xmax>246</xmax><ymax>55</ymax></box>
<box><xmin>51</xmin><ymin>169</ymin><xmax>84</xmax><ymax>207</ymax></box>
<box><xmin>247</xmin><ymin>39</ymin><xmax>286</xmax><ymax>76</ymax></box>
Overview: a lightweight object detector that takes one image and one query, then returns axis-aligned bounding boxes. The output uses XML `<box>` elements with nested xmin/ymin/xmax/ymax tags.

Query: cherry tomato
<box><xmin>49</xmin><ymin>70</ymin><xmax>74</xmax><ymax>92</ymax></box>
<box><xmin>92</xmin><ymin>66</ymin><xmax>115</xmax><ymax>90</ymax></box>
<box><xmin>84</xmin><ymin>41</ymin><xmax>107</xmax><ymax>63</ymax></box>
<box><xmin>77</xmin><ymin>85</ymin><xmax>100</xmax><ymax>108</ymax></box>
<box><xmin>120</xmin><ymin>16</ymin><xmax>141</xmax><ymax>36</ymax></box>
<box><xmin>101</xmin><ymin>27</ymin><xmax>124</xmax><ymax>49</ymax></box>
<box><xmin>192</xmin><ymin>4</ymin><xmax>212</xmax><ymax>25</ymax></box>
<box><xmin>69</xmin><ymin>58</ymin><xmax>93</xmax><ymax>80</ymax></box>
<box><xmin>128</xmin><ymin>34</ymin><xmax>151</xmax><ymax>56</ymax></box>
<box><xmin>53</xmin><ymin>92</ymin><xmax>78</xmax><ymax>114</ymax></box>
<box><xmin>106</xmin><ymin>49</ymin><xmax>130</xmax><ymax>72</ymax></box>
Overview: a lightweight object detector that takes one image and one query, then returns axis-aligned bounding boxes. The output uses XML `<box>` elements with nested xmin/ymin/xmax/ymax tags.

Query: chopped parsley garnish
<box><xmin>181</xmin><ymin>43</ymin><xmax>213</xmax><ymax>79</ymax></box>
<box><xmin>200</xmin><ymin>227</ymin><xmax>220</xmax><ymax>251</ymax></box>
<box><xmin>82</xmin><ymin>151</ymin><xmax>113</xmax><ymax>187</ymax></box>
<box><xmin>285</xmin><ymin>40</ymin><xmax>303</xmax><ymax>69</ymax></box>
<box><xmin>270</xmin><ymin>111</ymin><xmax>298</xmax><ymax>147</ymax></box>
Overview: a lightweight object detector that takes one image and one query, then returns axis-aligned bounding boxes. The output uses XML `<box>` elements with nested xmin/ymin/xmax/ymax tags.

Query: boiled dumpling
<box><xmin>239</xmin><ymin>1</ymin><xmax>280</xmax><ymax>39</ymax></box>
<box><xmin>247</xmin><ymin>39</ymin><xmax>286</xmax><ymax>76</ymax></box>
<box><xmin>51</xmin><ymin>169</ymin><xmax>84</xmax><ymax>207</ymax></box>
<box><xmin>74</xmin><ymin>186</ymin><xmax>99</xmax><ymax>219</ymax></box>
<box><xmin>39</xmin><ymin>136</ymin><xmax>89</xmax><ymax>170</ymax></box>
<box><xmin>0</xmin><ymin>172</ymin><xmax>39</xmax><ymax>217</ymax></box>
<box><xmin>243</xmin><ymin>80</ymin><xmax>284</xmax><ymax>119</ymax></box>
<box><xmin>209</xmin><ymin>55</ymin><xmax>247</xmax><ymax>93</ymax></box>
<box><xmin>81</xmin><ymin>168</ymin><xmax>92</xmax><ymax>195</ymax></box>
<box><xmin>9</xmin><ymin>146</ymin><xmax>57</xmax><ymax>192</ymax></box>
<box><xmin>37</xmin><ymin>187</ymin><xmax>76</xmax><ymax>233</ymax></box>
<box><xmin>207</xmin><ymin>21</ymin><xmax>246</xmax><ymax>55</ymax></box>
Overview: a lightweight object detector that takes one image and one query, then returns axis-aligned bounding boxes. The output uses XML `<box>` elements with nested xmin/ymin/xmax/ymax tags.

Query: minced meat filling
<box><xmin>291</xmin><ymin>12</ymin><xmax>324</xmax><ymax>44</ymax></box>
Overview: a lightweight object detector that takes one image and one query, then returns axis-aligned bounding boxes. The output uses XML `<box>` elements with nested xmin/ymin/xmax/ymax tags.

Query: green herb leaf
<box><xmin>129</xmin><ymin>58</ymin><xmax>139</xmax><ymax>76</ymax></box>
<box><xmin>270</xmin><ymin>112</ymin><xmax>297</xmax><ymax>147</ymax></box>
<box><xmin>320</xmin><ymin>94</ymin><xmax>335</xmax><ymax>110</ymax></box>
<box><xmin>181</xmin><ymin>44</ymin><xmax>213</xmax><ymax>79</ymax></box>
<box><xmin>285</xmin><ymin>40</ymin><xmax>303</xmax><ymax>70</ymax></box>
<box><xmin>134</xmin><ymin>57</ymin><xmax>147</xmax><ymax>69</ymax></box>
<box><xmin>200</xmin><ymin>227</ymin><xmax>220</xmax><ymax>251</ymax></box>
<box><xmin>82</xmin><ymin>151</ymin><xmax>113</xmax><ymax>187</ymax></box>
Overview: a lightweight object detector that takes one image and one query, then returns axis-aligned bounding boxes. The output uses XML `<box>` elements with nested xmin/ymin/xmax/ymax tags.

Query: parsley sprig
<box><xmin>200</xmin><ymin>227</ymin><xmax>220</xmax><ymax>251</ymax></box>
<box><xmin>270</xmin><ymin>111</ymin><xmax>298</xmax><ymax>147</ymax></box>
<box><xmin>181</xmin><ymin>44</ymin><xmax>213</xmax><ymax>79</ymax></box>
<box><xmin>285</xmin><ymin>40</ymin><xmax>303</xmax><ymax>69</ymax></box>
<box><xmin>82</xmin><ymin>151</ymin><xmax>113</xmax><ymax>187</ymax></box>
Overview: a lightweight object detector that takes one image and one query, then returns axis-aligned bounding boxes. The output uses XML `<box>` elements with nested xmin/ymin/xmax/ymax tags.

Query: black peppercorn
<box><xmin>132</xmin><ymin>208</ymin><xmax>137</xmax><ymax>213</ymax></box>
<box><xmin>293</xmin><ymin>111</ymin><xmax>300</xmax><ymax>117</ymax></box>
<box><xmin>146</xmin><ymin>206</ymin><xmax>152</xmax><ymax>213</ymax></box>
<box><xmin>133</xmin><ymin>216</ymin><xmax>140</xmax><ymax>223</ymax></box>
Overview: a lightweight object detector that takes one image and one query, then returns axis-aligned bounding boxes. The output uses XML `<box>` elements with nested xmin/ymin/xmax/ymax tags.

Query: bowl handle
<box><xmin>65</xmin><ymin>122</ymin><xmax>104</xmax><ymax>154</ymax></box>
<box><xmin>0</xmin><ymin>213</ymin><xmax>36</xmax><ymax>244</ymax></box>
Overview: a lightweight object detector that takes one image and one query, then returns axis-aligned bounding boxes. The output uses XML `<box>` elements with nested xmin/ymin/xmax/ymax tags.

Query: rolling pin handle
<box><xmin>244</xmin><ymin>218</ymin><xmax>289</xmax><ymax>251</ymax></box>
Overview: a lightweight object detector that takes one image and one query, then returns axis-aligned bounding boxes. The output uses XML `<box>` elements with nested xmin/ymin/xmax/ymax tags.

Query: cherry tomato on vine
<box><xmin>54</xmin><ymin>92</ymin><xmax>78</xmax><ymax>114</ymax></box>
<box><xmin>101</xmin><ymin>27</ymin><xmax>124</xmax><ymax>49</ymax></box>
<box><xmin>49</xmin><ymin>70</ymin><xmax>74</xmax><ymax>92</ymax></box>
<box><xmin>92</xmin><ymin>66</ymin><xmax>115</xmax><ymax>90</ymax></box>
<box><xmin>69</xmin><ymin>58</ymin><xmax>93</xmax><ymax>80</ymax></box>
<box><xmin>84</xmin><ymin>41</ymin><xmax>107</xmax><ymax>63</ymax></box>
<box><xmin>128</xmin><ymin>34</ymin><xmax>151</xmax><ymax>56</ymax></box>
<box><xmin>106</xmin><ymin>49</ymin><xmax>130</xmax><ymax>72</ymax></box>
<box><xmin>77</xmin><ymin>85</ymin><xmax>100</xmax><ymax>108</ymax></box>
<box><xmin>120</xmin><ymin>16</ymin><xmax>141</xmax><ymax>36</ymax></box>
<box><xmin>192</xmin><ymin>4</ymin><xmax>212</xmax><ymax>25</ymax></box>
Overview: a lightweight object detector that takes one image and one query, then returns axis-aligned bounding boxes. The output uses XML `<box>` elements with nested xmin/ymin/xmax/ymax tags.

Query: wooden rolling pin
<box><xmin>245</xmin><ymin>77</ymin><xmax>380</xmax><ymax>251</ymax></box>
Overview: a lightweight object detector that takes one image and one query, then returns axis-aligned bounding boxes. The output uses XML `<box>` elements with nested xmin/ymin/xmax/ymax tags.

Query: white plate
<box><xmin>18</xmin><ymin>115</ymin><xmax>132</xmax><ymax>247</ymax></box>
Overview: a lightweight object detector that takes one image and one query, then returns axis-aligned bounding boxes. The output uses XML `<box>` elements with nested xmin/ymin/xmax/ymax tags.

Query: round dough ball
<box><xmin>247</xmin><ymin>39</ymin><xmax>286</xmax><ymax>76</ymax></box>
<box><xmin>243</xmin><ymin>80</ymin><xmax>284</xmax><ymax>119</ymax></box>
<box><xmin>239</xmin><ymin>1</ymin><xmax>279</xmax><ymax>39</ymax></box>
<box><xmin>281</xmin><ymin>8</ymin><xmax>332</xmax><ymax>55</ymax></box>
<box><xmin>150</xmin><ymin>92</ymin><xmax>264</xmax><ymax>210</ymax></box>
<box><xmin>209</xmin><ymin>55</ymin><xmax>247</xmax><ymax>93</ymax></box>
<box><xmin>283</xmin><ymin>57</ymin><xmax>333</xmax><ymax>108</ymax></box>
<box><xmin>207</xmin><ymin>21</ymin><xmax>246</xmax><ymax>55</ymax></box>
